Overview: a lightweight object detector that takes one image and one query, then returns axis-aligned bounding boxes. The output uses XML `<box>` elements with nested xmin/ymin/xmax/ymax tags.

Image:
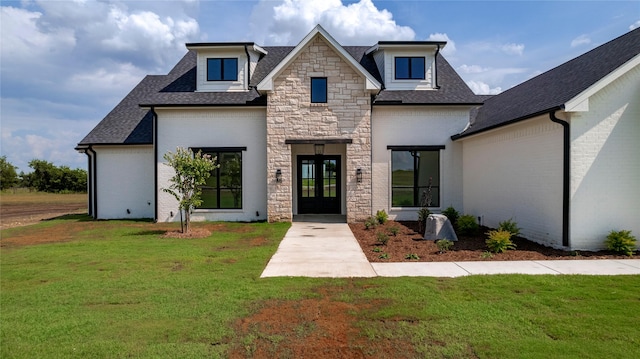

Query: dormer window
<box><xmin>207</xmin><ymin>58</ymin><xmax>238</xmax><ymax>81</ymax></box>
<box><xmin>395</xmin><ymin>57</ymin><xmax>425</xmax><ymax>80</ymax></box>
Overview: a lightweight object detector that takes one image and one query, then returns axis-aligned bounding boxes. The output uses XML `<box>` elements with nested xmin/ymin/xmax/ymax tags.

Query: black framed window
<box><xmin>311</xmin><ymin>77</ymin><xmax>327</xmax><ymax>103</ymax></box>
<box><xmin>207</xmin><ymin>58</ymin><xmax>238</xmax><ymax>81</ymax></box>
<box><xmin>390</xmin><ymin>148</ymin><xmax>441</xmax><ymax>207</ymax></box>
<box><xmin>194</xmin><ymin>148</ymin><xmax>244</xmax><ymax>209</ymax></box>
<box><xmin>395</xmin><ymin>57</ymin><xmax>425</xmax><ymax>80</ymax></box>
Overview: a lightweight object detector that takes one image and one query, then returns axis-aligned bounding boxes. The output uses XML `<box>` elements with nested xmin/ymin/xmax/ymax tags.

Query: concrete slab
<box><xmin>456</xmin><ymin>260</ymin><xmax>560</xmax><ymax>275</ymax></box>
<box><xmin>261</xmin><ymin>220</ymin><xmax>376</xmax><ymax>278</ymax></box>
<box><xmin>372</xmin><ymin>262</ymin><xmax>470</xmax><ymax>277</ymax></box>
<box><xmin>614</xmin><ymin>259</ymin><xmax>640</xmax><ymax>269</ymax></box>
<box><xmin>536</xmin><ymin>259</ymin><xmax>640</xmax><ymax>275</ymax></box>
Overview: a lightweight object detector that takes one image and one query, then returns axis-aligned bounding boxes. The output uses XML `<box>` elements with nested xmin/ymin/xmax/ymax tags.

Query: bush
<box><xmin>498</xmin><ymin>218</ymin><xmax>521</xmax><ymax>236</ymax></box>
<box><xmin>441</xmin><ymin>206</ymin><xmax>459</xmax><ymax>226</ymax></box>
<box><xmin>364</xmin><ymin>217</ymin><xmax>377</xmax><ymax>230</ymax></box>
<box><xmin>376</xmin><ymin>209</ymin><xmax>388</xmax><ymax>224</ymax></box>
<box><xmin>436</xmin><ymin>239</ymin><xmax>454</xmax><ymax>253</ymax></box>
<box><xmin>457</xmin><ymin>214</ymin><xmax>479</xmax><ymax>235</ymax></box>
<box><xmin>388</xmin><ymin>225</ymin><xmax>400</xmax><ymax>236</ymax></box>
<box><xmin>376</xmin><ymin>231</ymin><xmax>389</xmax><ymax>246</ymax></box>
<box><xmin>486</xmin><ymin>230</ymin><xmax>516</xmax><ymax>253</ymax></box>
<box><xmin>405</xmin><ymin>253</ymin><xmax>420</xmax><ymax>260</ymax></box>
<box><xmin>604</xmin><ymin>230</ymin><xmax>637</xmax><ymax>256</ymax></box>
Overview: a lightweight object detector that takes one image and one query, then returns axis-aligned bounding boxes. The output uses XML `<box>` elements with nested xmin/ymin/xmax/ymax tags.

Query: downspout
<box><xmin>244</xmin><ymin>45</ymin><xmax>251</xmax><ymax>89</ymax></box>
<box><xmin>87</xmin><ymin>146</ymin><xmax>97</xmax><ymax>219</ymax></box>
<box><xmin>434</xmin><ymin>44</ymin><xmax>441</xmax><ymax>89</ymax></box>
<box><xmin>549</xmin><ymin>110</ymin><xmax>570</xmax><ymax>248</ymax></box>
<box><xmin>80</xmin><ymin>148</ymin><xmax>92</xmax><ymax>217</ymax></box>
<box><xmin>152</xmin><ymin>106</ymin><xmax>158</xmax><ymax>222</ymax></box>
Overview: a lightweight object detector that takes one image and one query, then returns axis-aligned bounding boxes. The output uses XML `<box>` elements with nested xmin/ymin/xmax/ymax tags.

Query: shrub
<box><xmin>379</xmin><ymin>253</ymin><xmax>389</xmax><ymax>259</ymax></box>
<box><xmin>498</xmin><ymin>218</ymin><xmax>521</xmax><ymax>236</ymax></box>
<box><xmin>405</xmin><ymin>253</ymin><xmax>420</xmax><ymax>260</ymax></box>
<box><xmin>485</xmin><ymin>230</ymin><xmax>516</xmax><ymax>253</ymax></box>
<box><xmin>376</xmin><ymin>209</ymin><xmax>388</xmax><ymax>224</ymax></box>
<box><xmin>376</xmin><ymin>232</ymin><xmax>389</xmax><ymax>246</ymax></box>
<box><xmin>388</xmin><ymin>225</ymin><xmax>400</xmax><ymax>236</ymax></box>
<box><xmin>417</xmin><ymin>207</ymin><xmax>431</xmax><ymax>233</ymax></box>
<box><xmin>436</xmin><ymin>239</ymin><xmax>454</xmax><ymax>253</ymax></box>
<box><xmin>364</xmin><ymin>217</ymin><xmax>377</xmax><ymax>230</ymax></box>
<box><xmin>457</xmin><ymin>214</ymin><xmax>479</xmax><ymax>235</ymax></box>
<box><xmin>442</xmin><ymin>206</ymin><xmax>459</xmax><ymax>226</ymax></box>
<box><xmin>372</xmin><ymin>247</ymin><xmax>382</xmax><ymax>253</ymax></box>
<box><xmin>604</xmin><ymin>230</ymin><xmax>637</xmax><ymax>256</ymax></box>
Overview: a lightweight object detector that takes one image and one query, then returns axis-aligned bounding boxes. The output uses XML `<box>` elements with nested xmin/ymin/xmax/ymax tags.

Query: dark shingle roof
<box><xmin>454</xmin><ymin>28</ymin><xmax>640</xmax><ymax>139</ymax></box>
<box><xmin>78</xmin><ymin>42</ymin><xmax>481</xmax><ymax>146</ymax></box>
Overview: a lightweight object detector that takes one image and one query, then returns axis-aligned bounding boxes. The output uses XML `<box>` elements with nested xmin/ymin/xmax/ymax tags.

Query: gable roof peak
<box><xmin>256</xmin><ymin>24</ymin><xmax>381</xmax><ymax>92</ymax></box>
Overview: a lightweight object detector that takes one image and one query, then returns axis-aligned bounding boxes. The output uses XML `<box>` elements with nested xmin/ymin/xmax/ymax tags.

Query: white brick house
<box><xmin>77</xmin><ymin>25</ymin><xmax>640</xmax><ymax>250</ymax></box>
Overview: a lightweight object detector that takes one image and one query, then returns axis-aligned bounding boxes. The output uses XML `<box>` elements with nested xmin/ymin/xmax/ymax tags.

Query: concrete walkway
<box><xmin>261</xmin><ymin>217</ymin><xmax>640</xmax><ymax>278</ymax></box>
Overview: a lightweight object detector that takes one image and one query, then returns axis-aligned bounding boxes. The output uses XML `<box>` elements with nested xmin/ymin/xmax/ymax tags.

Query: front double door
<box><xmin>297</xmin><ymin>155</ymin><xmax>341</xmax><ymax>214</ymax></box>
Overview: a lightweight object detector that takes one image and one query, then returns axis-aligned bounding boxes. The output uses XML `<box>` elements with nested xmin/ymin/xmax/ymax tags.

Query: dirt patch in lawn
<box><xmin>350</xmin><ymin>220</ymin><xmax>633</xmax><ymax>262</ymax></box>
<box><xmin>1</xmin><ymin>203</ymin><xmax>86</xmax><ymax>229</ymax></box>
<box><xmin>229</xmin><ymin>287</ymin><xmax>417</xmax><ymax>358</ymax></box>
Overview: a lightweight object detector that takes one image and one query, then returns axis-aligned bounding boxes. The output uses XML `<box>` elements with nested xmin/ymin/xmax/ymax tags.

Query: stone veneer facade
<box><xmin>266</xmin><ymin>35</ymin><xmax>372</xmax><ymax>222</ymax></box>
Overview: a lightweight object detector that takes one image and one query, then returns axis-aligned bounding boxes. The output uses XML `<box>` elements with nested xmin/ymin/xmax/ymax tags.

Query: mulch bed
<box><xmin>349</xmin><ymin>220</ymin><xmax>633</xmax><ymax>262</ymax></box>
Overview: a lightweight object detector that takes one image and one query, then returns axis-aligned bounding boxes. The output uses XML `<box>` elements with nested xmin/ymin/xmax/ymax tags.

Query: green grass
<box><xmin>2</xmin><ymin>218</ymin><xmax>640</xmax><ymax>358</ymax></box>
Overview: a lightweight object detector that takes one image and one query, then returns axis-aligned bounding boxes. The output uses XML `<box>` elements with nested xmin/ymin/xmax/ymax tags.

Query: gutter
<box><xmin>152</xmin><ymin>106</ymin><xmax>158</xmax><ymax>222</ymax></box>
<box><xmin>549</xmin><ymin>110</ymin><xmax>570</xmax><ymax>248</ymax></box>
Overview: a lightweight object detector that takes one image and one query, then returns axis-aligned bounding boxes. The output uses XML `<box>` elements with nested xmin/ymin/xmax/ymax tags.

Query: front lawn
<box><xmin>1</xmin><ymin>217</ymin><xmax>639</xmax><ymax>358</ymax></box>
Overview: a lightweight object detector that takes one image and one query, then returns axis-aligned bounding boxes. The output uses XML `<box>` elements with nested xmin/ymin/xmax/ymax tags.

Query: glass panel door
<box><xmin>297</xmin><ymin>155</ymin><xmax>340</xmax><ymax>214</ymax></box>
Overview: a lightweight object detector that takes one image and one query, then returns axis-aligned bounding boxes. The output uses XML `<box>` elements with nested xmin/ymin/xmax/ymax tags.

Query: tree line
<box><xmin>0</xmin><ymin>156</ymin><xmax>87</xmax><ymax>192</ymax></box>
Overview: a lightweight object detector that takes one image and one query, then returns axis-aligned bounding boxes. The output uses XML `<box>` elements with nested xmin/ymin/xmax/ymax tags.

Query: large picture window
<box><xmin>207</xmin><ymin>58</ymin><xmax>238</xmax><ymax>81</ymax></box>
<box><xmin>194</xmin><ymin>148</ymin><xmax>243</xmax><ymax>209</ymax></box>
<box><xmin>390</xmin><ymin>146</ymin><xmax>442</xmax><ymax>207</ymax></box>
<box><xmin>395</xmin><ymin>57</ymin><xmax>425</xmax><ymax>80</ymax></box>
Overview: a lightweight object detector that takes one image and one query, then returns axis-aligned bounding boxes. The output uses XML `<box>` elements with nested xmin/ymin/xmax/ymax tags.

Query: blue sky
<box><xmin>1</xmin><ymin>0</ymin><xmax>638</xmax><ymax>173</ymax></box>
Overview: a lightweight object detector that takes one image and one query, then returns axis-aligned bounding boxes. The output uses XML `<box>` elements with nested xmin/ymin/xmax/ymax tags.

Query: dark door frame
<box><xmin>297</xmin><ymin>155</ymin><xmax>341</xmax><ymax>214</ymax></box>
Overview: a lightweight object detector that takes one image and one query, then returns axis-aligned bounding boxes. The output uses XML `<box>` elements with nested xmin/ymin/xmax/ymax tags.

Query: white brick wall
<box><xmin>372</xmin><ymin>106</ymin><xmax>469</xmax><ymax>221</ymax></box>
<box><xmin>156</xmin><ymin>108</ymin><xmax>267</xmax><ymax>222</ymax></box>
<box><xmin>568</xmin><ymin>64</ymin><xmax>640</xmax><ymax>249</ymax></box>
<box><xmin>94</xmin><ymin>145</ymin><xmax>155</xmax><ymax>219</ymax></box>
<box><xmin>461</xmin><ymin>116</ymin><xmax>565</xmax><ymax>248</ymax></box>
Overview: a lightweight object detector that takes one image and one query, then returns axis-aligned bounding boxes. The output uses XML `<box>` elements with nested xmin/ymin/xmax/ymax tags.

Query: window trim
<box><xmin>311</xmin><ymin>77</ymin><xmax>328</xmax><ymax>103</ymax></box>
<box><xmin>206</xmin><ymin>58</ymin><xmax>238</xmax><ymax>81</ymax></box>
<box><xmin>389</xmin><ymin>146</ymin><xmax>444</xmax><ymax>208</ymax></box>
<box><xmin>190</xmin><ymin>147</ymin><xmax>246</xmax><ymax>210</ymax></box>
<box><xmin>394</xmin><ymin>56</ymin><xmax>426</xmax><ymax>80</ymax></box>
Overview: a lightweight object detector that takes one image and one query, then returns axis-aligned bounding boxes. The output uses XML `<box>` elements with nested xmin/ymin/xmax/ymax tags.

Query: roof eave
<box><xmin>564</xmin><ymin>53</ymin><xmax>640</xmax><ymax>112</ymax></box>
<box><xmin>451</xmin><ymin>106</ymin><xmax>564</xmax><ymax>141</ymax></box>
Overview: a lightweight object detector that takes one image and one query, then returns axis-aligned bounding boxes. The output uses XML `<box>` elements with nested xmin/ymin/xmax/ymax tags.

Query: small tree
<box><xmin>0</xmin><ymin>156</ymin><xmax>18</xmax><ymax>190</ymax></box>
<box><xmin>162</xmin><ymin>147</ymin><xmax>218</xmax><ymax>234</ymax></box>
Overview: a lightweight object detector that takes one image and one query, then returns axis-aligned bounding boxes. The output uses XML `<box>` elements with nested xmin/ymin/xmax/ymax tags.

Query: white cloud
<box><xmin>427</xmin><ymin>33</ymin><xmax>456</xmax><ymax>56</ymax></box>
<box><xmin>630</xmin><ymin>20</ymin><xmax>640</xmax><ymax>30</ymax></box>
<box><xmin>250</xmin><ymin>0</ymin><xmax>415</xmax><ymax>45</ymax></box>
<box><xmin>466</xmin><ymin>81</ymin><xmax>502</xmax><ymax>95</ymax></box>
<box><xmin>501</xmin><ymin>43</ymin><xmax>524</xmax><ymax>56</ymax></box>
<box><xmin>457</xmin><ymin>64</ymin><xmax>487</xmax><ymax>74</ymax></box>
<box><xmin>571</xmin><ymin>34</ymin><xmax>591</xmax><ymax>48</ymax></box>
<box><xmin>0</xmin><ymin>1</ymin><xmax>201</xmax><ymax>172</ymax></box>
